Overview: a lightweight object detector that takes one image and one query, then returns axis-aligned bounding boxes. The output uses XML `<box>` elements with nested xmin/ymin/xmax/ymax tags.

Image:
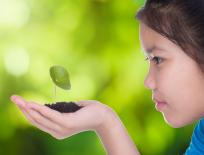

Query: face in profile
<box><xmin>139</xmin><ymin>23</ymin><xmax>204</xmax><ymax>128</ymax></box>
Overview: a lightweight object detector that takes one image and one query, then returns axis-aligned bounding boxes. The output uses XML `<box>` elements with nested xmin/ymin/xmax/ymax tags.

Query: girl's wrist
<box><xmin>95</xmin><ymin>107</ymin><xmax>120</xmax><ymax>135</ymax></box>
<box><xmin>94</xmin><ymin>108</ymin><xmax>140</xmax><ymax>155</ymax></box>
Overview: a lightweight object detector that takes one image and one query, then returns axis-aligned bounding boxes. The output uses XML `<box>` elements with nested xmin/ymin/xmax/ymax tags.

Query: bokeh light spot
<box><xmin>3</xmin><ymin>47</ymin><xmax>30</xmax><ymax>76</ymax></box>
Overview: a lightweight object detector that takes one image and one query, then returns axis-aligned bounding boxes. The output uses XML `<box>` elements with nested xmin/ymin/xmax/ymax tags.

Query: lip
<box><xmin>153</xmin><ymin>98</ymin><xmax>167</xmax><ymax>111</ymax></box>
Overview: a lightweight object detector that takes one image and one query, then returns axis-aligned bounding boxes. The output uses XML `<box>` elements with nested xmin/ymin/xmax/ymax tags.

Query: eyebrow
<box><xmin>145</xmin><ymin>46</ymin><xmax>167</xmax><ymax>54</ymax></box>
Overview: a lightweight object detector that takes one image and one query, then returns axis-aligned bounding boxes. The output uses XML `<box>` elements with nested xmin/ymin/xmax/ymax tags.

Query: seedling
<box><xmin>44</xmin><ymin>65</ymin><xmax>82</xmax><ymax>113</ymax></box>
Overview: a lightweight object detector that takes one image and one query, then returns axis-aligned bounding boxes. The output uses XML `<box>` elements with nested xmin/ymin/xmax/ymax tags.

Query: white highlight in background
<box><xmin>0</xmin><ymin>0</ymin><xmax>30</xmax><ymax>28</ymax></box>
<box><xmin>3</xmin><ymin>47</ymin><xmax>30</xmax><ymax>76</ymax></box>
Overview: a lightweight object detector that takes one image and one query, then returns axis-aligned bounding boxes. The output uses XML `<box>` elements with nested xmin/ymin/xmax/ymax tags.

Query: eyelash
<box><xmin>145</xmin><ymin>56</ymin><xmax>163</xmax><ymax>65</ymax></box>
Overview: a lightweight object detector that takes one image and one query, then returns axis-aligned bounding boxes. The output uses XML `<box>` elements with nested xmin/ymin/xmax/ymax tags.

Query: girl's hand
<box><xmin>10</xmin><ymin>95</ymin><xmax>114</xmax><ymax>140</ymax></box>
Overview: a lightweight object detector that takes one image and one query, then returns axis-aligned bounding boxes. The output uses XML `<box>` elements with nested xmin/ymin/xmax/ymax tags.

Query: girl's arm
<box><xmin>95</xmin><ymin>110</ymin><xmax>141</xmax><ymax>155</ymax></box>
<box><xmin>11</xmin><ymin>95</ymin><xmax>141</xmax><ymax>155</ymax></box>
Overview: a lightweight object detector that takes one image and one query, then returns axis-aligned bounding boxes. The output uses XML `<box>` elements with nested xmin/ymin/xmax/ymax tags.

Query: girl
<box><xmin>10</xmin><ymin>0</ymin><xmax>204</xmax><ymax>154</ymax></box>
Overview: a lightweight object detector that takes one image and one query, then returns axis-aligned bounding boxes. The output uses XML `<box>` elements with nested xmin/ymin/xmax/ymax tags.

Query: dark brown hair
<box><xmin>136</xmin><ymin>0</ymin><xmax>204</xmax><ymax>72</ymax></box>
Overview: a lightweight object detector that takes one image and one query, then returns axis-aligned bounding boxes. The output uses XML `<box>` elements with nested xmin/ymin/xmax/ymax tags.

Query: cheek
<box><xmin>156</xmin><ymin>64</ymin><xmax>204</xmax><ymax>127</ymax></box>
<box><xmin>157</xmin><ymin>60</ymin><xmax>201</xmax><ymax>104</ymax></box>
<box><xmin>168</xmin><ymin>63</ymin><xmax>204</xmax><ymax>112</ymax></box>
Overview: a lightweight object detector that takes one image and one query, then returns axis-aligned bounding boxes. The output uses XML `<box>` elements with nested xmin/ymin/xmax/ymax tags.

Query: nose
<box><xmin>144</xmin><ymin>68</ymin><xmax>156</xmax><ymax>90</ymax></box>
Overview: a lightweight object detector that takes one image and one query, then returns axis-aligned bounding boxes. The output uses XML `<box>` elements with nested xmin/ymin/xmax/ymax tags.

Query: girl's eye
<box><xmin>152</xmin><ymin>56</ymin><xmax>163</xmax><ymax>65</ymax></box>
<box><xmin>145</xmin><ymin>56</ymin><xmax>163</xmax><ymax>65</ymax></box>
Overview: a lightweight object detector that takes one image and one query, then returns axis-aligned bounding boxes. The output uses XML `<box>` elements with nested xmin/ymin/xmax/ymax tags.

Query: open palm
<box><xmin>10</xmin><ymin>95</ymin><xmax>113</xmax><ymax>140</ymax></box>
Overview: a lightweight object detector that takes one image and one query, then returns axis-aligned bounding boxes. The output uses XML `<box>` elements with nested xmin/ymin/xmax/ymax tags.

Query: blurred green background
<box><xmin>0</xmin><ymin>0</ymin><xmax>195</xmax><ymax>154</ymax></box>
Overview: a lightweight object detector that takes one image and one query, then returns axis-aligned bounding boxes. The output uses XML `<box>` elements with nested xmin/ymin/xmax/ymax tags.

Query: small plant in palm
<box><xmin>45</xmin><ymin>65</ymin><xmax>82</xmax><ymax>113</ymax></box>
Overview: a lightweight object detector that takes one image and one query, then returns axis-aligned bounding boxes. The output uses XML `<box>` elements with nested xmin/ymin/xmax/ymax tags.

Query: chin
<box><xmin>162</xmin><ymin>114</ymin><xmax>189</xmax><ymax>128</ymax></box>
<box><xmin>166</xmin><ymin>121</ymin><xmax>185</xmax><ymax>128</ymax></box>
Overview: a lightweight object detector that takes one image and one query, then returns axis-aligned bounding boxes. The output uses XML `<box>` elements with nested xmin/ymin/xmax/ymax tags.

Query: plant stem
<box><xmin>53</xmin><ymin>84</ymin><xmax>57</xmax><ymax>103</ymax></box>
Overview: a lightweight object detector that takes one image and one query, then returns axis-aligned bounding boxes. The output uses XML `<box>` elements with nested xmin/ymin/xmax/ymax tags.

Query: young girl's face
<box><xmin>139</xmin><ymin>23</ymin><xmax>204</xmax><ymax>128</ymax></box>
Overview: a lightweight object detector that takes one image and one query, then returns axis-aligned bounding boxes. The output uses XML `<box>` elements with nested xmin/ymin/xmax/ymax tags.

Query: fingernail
<box><xmin>10</xmin><ymin>95</ymin><xmax>18</xmax><ymax>102</ymax></box>
<box><xmin>10</xmin><ymin>95</ymin><xmax>23</xmax><ymax>107</ymax></box>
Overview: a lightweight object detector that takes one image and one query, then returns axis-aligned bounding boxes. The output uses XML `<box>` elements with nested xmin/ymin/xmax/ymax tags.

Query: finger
<box><xmin>26</xmin><ymin>106</ymin><xmax>63</xmax><ymax>133</ymax></box>
<box><xmin>76</xmin><ymin>100</ymin><xmax>99</xmax><ymax>107</ymax></box>
<box><xmin>11</xmin><ymin>95</ymin><xmax>64</xmax><ymax>124</ymax></box>
<box><xmin>10</xmin><ymin>95</ymin><xmax>27</xmax><ymax>108</ymax></box>
<box><xmin>10</xmin><ymin>95</ymin><xmax>63</xmax><ymax>136</ymax></box>
<box><xmin>26</xmin><ymin>101</ymin><xmax>67</xmax><ymax>125</ymax></box>
<box><xmin>18</xmin><ymin>105</ymin><xmax>62</xmax><ymax>138</ymax></box>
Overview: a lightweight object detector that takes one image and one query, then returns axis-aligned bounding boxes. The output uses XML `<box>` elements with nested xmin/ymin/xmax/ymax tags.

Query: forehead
<box><xmin>139</xmin><ymin>24</ymin><xmax>165</xmax><ymax>50</ymax></box>
<box><xmin>139</xmin><ymin>23</ymin><xmax>177</xmax><ymax>55</ymax></box>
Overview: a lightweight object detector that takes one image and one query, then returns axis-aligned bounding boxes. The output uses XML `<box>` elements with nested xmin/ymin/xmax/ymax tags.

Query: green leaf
<box><xmin>49</xmin><ymin>65</ymin><xmax>71</xmax><ymax>90</ymax></box>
